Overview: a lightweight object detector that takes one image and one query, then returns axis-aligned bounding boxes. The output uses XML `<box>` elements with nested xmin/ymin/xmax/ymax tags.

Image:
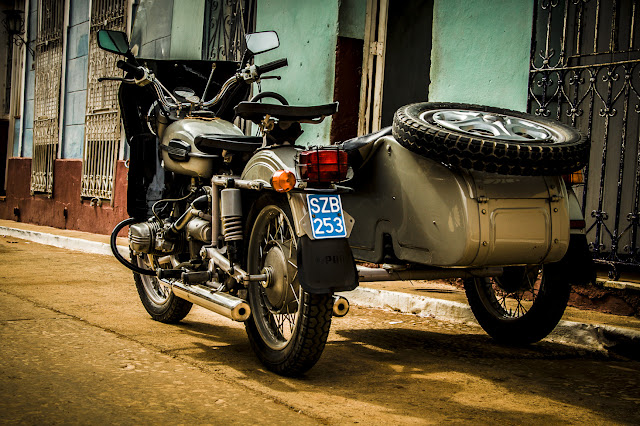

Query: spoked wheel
<box><xmin>245</xmin><ymin>196</ymin><xmax>333</xmax><ymax>376</ymax></box>
<box><xmin>132</xmin><ymin>253</ymin><xmax>192</xmax><ymax>323</ymax></box>
<box><xmin>464</xmin><ymin>265</ymin><xmax>571</xmax><ymax>344</ymax></box>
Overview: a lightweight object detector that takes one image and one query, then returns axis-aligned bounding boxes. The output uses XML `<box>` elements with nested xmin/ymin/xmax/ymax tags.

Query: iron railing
<box><xmin>31</xmin><ymin>0</ymin><xmax>64</xmax><ymax>195</ymax></box>
<box><xmin>529</xmin><ymin>0</ymin><xmax>640</xmax><ymax>278</ymax></box>
<box><xmin>81</xmin><ymin>0</ymin><xmax>127</xmax><ymax>201</ymax></box>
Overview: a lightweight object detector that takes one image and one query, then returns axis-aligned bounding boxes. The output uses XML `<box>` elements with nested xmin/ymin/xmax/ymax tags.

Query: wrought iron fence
<box><xmin>529</xmin><ymin>0</ymin><xmax>640</xmax><ymax>278</ymax></box>
<box><xmin>203</xmin><ymin>0</ymin><xmax>255</xmax><ymax>61</ymax></box>
<box><xmin>31</xmin><ymin>0</ymin><xmax>64</xmax><ymax>195</ymax></box>
<box><xmin>81</xmin><ymin>0</ymin><xmax>127</xmax><ymax>201</ymax></box>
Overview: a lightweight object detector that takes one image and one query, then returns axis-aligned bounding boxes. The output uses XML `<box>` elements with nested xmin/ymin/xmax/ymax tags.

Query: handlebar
<box><xmin>256</xmin><ymin>58</ymin><xmax>288</xmax><ymax>75</ymax></box>
<box><xmin>117</xmin><ymin>60</ymin><xmax>145</xmax><ymax>80</ymax></box>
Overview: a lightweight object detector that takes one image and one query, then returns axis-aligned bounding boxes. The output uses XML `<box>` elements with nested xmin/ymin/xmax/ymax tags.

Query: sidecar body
<box><xmin>340</xmin><ymin>134</ymin><xmax>573</xmax><ymax>268</ymax></box>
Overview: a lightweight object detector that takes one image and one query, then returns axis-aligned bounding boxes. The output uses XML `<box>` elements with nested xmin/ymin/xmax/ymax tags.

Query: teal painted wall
<box><xmin>429</xmin><ymin>0</ymin><xmax>533</xmax><ymax>112</ymax></box>
<box><xmin>338</xmin><ymin>0</ymin><xmax>366</xmax><ymax>39</ymax></box>
<box><xmin>255</xmin><ymin>0</ymin><xmax>339</xmax><ymax>146</ymax></box>
<box><xmin>62</xmin><ymin>0</ymin><xmax>90</xmax><ymax>159</ymax></box>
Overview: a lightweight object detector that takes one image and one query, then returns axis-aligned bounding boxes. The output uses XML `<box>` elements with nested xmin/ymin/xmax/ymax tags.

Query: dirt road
<box><xmin>1</xmin><ymin>236</ymin><xmax>639</xmax><ymax>424</ymax></box>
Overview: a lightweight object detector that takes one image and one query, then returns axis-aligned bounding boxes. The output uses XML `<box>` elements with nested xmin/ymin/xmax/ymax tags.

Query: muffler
<box><xmin>333</xmin><ymin>295</ymin><xmax>350</xmax><ymax>317</ymax></box>
<box><xmin>169</xmin><ymin>281</ymin><xmax>251</xmax><ymax>322</ymax></box>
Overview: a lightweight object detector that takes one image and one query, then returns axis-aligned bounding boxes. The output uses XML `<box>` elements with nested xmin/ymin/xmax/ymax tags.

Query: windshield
<box><xmin>130</xmin><ymin>0</ymin><xmax>247</xmax><ymax>61</ymax></box>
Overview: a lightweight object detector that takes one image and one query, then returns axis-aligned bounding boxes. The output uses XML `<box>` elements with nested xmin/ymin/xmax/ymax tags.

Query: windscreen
<box><xmin>130</xmin><ymin>0</ymin><xmax>206</xmax><ymax>60</ymax></box>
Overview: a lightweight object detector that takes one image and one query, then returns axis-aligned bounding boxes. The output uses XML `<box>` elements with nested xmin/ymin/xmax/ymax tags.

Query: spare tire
<box><xmin>392</xmin><ymin>102</ymin><xmax>589</xmax><ymax>176</ymax></box>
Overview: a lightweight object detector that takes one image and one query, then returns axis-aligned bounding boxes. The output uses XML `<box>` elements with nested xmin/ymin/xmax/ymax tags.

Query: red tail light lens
<box><xmin>298</xmin><ymin>148</ymin><xmax>349</xmax><ymax>183</ymax></box>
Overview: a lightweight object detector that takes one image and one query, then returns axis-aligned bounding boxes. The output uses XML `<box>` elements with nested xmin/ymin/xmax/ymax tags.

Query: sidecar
<box><xmin>336</xmin><ymin>102</ymin><xmax>594</xmax><ymax>345</ymax></box>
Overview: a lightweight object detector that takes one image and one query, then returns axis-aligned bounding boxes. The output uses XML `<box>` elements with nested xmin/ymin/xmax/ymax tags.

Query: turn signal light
<box><xmin>271</xmin><ymin>169</ymin><xmax>296</xmax><ymax>192</ymax></box>
<box><xmin>298</xmin><ymin>148</ymin><xmax>349</xmax><ymax>183</ymax></box>
<box><xmin>562</xmin><ymin>170</ymin><xmax>584</xmax><ymax>185</ymax></box>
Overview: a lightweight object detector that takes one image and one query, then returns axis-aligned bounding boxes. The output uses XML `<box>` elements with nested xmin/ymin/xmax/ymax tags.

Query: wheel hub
<box><xmin>260</xmin><ymin>240</ymin><xmax>298</xmax><ymax>312</ymax></box>
<box><xmin>426</xmin><ymin>109</ymin><xmax>557</xmax><ymax>142</ymax></box>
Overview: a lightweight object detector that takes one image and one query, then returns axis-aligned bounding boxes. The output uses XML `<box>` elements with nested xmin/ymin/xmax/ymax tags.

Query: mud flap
<box><xmin>297</xmin><ymin>236</ymin><xmax>359</xmax><ymax>294</ymax></box>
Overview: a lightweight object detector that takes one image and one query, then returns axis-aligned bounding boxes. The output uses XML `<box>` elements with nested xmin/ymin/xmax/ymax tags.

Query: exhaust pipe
<box><xmin>333</xmin><ymin>295</ymin><xmax>350</xmax><ymax>317</ymax></box>
<box><xmin>170</xmin><ymin>281</ymin><xmax>251</xmax><ymax>322</ymax></box>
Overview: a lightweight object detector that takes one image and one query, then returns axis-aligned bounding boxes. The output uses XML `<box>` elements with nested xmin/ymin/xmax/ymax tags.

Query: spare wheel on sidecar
<box><xmin>392</xmin><ymin>102</ymin><xmax>589</xmax><ymax>176</ymax></box>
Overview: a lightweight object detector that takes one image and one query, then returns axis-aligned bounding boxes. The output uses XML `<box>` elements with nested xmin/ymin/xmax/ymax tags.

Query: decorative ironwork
<box><xmin>529</xmin><ymin>0</ymin><xmax>640</xmax><ymax>277</ymax></box>
<box><xmin>203</xmin><ymin>0</ymin><xmax>255</xmax><ymax>61</ymax></box>
<box><xmin>81</xmin><ymin>0</ymin><xmax>127</xmax><ymax>201</ymax></box>
<box><xmin>31</xmin><ymin>0</ymin><xmax>64</xmax><ymax>195</ymax></box>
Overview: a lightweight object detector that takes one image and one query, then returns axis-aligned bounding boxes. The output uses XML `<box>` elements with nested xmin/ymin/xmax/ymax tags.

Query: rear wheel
<box><xmin>245</xmin><ymin>196</ymin><xmax>333</xmax><ymax>376</ymax></box>
<box><xmin>133</xmin><ymin>253</ymin><xmax>192</xmax><ymax>323</ymax></box>
<box><xmin>464</xmin><ymin>265</ymin><xmax>571</xmax><ymax>344</ymax></box>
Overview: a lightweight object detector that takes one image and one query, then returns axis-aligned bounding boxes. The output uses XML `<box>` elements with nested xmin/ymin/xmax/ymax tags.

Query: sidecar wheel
<box><xmin>464</xmin><ymin>265</ymin><xmax>570</xmax><ymax>344</ymax></box>
<box><xmin>393</xmin><ymin>102</ymin><xmax>588</xmax><ymax>175</ymax></box>
<box><xmin>133</xmin><ymin>253</ymin><xmax>192</xmax><ymax>323</ymax></box>
<box><xmin>245</xmin><ymin>196</ymin><xmax>333</xmax><ymax>376</ymax></box>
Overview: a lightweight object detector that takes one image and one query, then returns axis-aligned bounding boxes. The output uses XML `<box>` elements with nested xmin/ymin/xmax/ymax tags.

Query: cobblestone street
<box><xmin>1</xmin><ymin>236</ymin><xmax>640</xmax><ymax>424</ymax></box>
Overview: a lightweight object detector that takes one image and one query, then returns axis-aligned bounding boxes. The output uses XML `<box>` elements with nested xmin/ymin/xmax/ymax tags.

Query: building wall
<box><xmin>62</xmin><ymin>0</ymin><xmax>90</xmax><ymax>159</ymax></box>
<box><xmin>254</xmin><ymin>0</ymin><xmax>340</xmax><ymax>146</ymax></box>
<box><xmin>428</xmin><ymin>0</ymin><xmax>534</xmax><ymax>112</ymax></box>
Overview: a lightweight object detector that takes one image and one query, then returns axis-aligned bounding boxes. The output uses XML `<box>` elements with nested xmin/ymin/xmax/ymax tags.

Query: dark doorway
<box><xmin>380</xmin><ymin>0</ymin><xmax>433</xmax><ymax>127</ymax></box>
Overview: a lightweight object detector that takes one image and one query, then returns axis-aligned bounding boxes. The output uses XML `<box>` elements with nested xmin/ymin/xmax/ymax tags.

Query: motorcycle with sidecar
<box><xmin>99</xmin><ymin>20</ymin><xmax>593</xmax><ymax>376</ymax></box>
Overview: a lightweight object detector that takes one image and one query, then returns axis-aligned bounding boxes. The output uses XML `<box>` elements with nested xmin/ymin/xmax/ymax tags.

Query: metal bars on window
<box><xmin>203</xmin><ymin>0</ymin><xmax>256</xmax><ymax>61</ymax></box>
<box><xmin>529</xmin><ymin>0</ymin><xmax>640</xmax><ymax>277</ymax></box>
<box><xmin>31</xmin><ymin>0</ymin><xmax>64</xmax><ymax>195</ymax></box>
<box><xmin>81</xmin><ymin>0</ymin><xmax>127</xmax><ymax>201</ymax></box>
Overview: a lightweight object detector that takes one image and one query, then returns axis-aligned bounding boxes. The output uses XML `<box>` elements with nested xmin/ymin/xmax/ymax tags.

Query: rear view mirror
<box><xmin>245</xmin><ymin>31</ymin><xmax>279</xmax><ymax>55</ymax></box>
<box><xmin>97</xmin><ymin>29</ymin><xmax>130</xmax><ymax>55</ymax></box>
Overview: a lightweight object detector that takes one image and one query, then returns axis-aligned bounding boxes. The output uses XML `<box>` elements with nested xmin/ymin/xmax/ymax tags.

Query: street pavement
<box><xmin>1</xmin><ymin>222</ymin><xmax>640</xmax><ymax>423</ymax></box>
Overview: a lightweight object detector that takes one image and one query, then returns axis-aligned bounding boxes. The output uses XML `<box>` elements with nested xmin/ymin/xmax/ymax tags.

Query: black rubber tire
<box><xmin>132</xmin><ymin>253</ymin><xmax>192</xmax><ymax>324</ymax></box>
<box><xmin>245</xmin><ymin>195</ymin><xmax>333</xmax><ymax>376</ymax></box>
<box><xmin>464</xmin><ymin>266</ymin><xmax>571</xmax><ymax>344</ymax></box>
<box><xmin>392</xmin><ymin>102</ymin><xmax>589</xmax><ymax>175</ymax></box>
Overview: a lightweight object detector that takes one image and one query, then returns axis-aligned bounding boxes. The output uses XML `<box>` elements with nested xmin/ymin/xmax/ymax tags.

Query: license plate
<box><xmin>307</xmin><ymin>194</ymin><xmax>347</xmax><ymax>239</ymax></box>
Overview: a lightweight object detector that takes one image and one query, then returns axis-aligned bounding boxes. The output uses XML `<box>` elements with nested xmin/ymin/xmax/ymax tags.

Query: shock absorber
<box><xmin>221</xmin><ymin>188</ymin><xmax>243</xmax><ymax>242</ymax></box>
<box><xmin>220</xmin><ymin>188</ymin><xmax>243</xmax><ymax>267</ymax></box>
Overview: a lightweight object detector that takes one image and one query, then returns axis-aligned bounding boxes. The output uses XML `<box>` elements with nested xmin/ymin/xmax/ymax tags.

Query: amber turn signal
<box><xmin>562</xmin><ymin>170</ymin><xmax>584</xmax><ymax>185</ymax></box>
<box><xmin>271</xmin><ymin>169</ymin><xmax>296</xmax><ymax>192</ymax></box>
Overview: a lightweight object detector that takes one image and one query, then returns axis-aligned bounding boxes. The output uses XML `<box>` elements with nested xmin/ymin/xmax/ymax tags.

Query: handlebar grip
<box><xmin>256</xmin><ymin>58</ymin><xmax>288</xmax><ymax>75</ymax></box>
<box><xmin>117</xmin><ymin>60</ymin><xmax>145</xmax><ymax>80</ymax></box>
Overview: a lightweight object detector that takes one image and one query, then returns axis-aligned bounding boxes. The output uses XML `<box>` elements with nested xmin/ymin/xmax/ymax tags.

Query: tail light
<box><xmin>298</xmin><ymin>148</ymin><xmax>349</xmax><ymax>183</ymax></box>
<box><xmin>562</xmin><ymin>170</ymin><xmax>584</xmax><ymax>185</ymax></box>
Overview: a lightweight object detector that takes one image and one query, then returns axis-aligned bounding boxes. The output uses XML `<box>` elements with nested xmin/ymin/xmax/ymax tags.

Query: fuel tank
<box><xmin>161</xmin><ymin>118</ymin><xmax>244</xmax><ymax>178</ymax></box>
<box><xmin>341</xmin><ymin>136</ymin><xmax>570</xmax><ymax>267</ymax></box>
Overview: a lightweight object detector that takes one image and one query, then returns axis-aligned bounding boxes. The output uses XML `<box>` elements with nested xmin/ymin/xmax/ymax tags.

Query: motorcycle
<box><xmin>99</xmin><ymin>26</ymin><xmax>593</xmax><ymax>377</ymax></box>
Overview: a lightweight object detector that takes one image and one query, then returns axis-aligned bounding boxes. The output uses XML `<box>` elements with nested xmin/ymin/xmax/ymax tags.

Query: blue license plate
<box><xmin>307</xmin><ymin>194</ymin><xmax>347</xmax><ymax>239</ymax></box>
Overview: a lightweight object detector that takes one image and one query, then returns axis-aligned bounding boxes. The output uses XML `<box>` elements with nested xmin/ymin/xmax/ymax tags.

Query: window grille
<box><xmin>31</xmin><ymin>0</ymin><xmax>64</xmax><ymax>195</ymax></box>
<box><xmin>81</xmin><ymin>0</ymin><xmax>127</xmax><ymax>201</ymax></box>
<box><xmin>529</xmin><ymin>0</ymin><xmax>640</xmax><ymax>277</ymax></box>
<box><xmin>203</xmin><ymin>0</ymin><xmax>256</xmax><ymax>61</ymax></box>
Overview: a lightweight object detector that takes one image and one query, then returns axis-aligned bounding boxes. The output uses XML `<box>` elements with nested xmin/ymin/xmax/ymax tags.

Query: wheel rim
<box><xmin>477</xmin><ymin>266</ymin><xmax>543</xmax><ymax>319</ymax></box>
<box><xmin>248</xmin><ymin>205</ymin><xmax>301</xmax><ymax>351</ymax></box>
<box><xmin>136</xmin><ymin>254</ymin><xmax>172</xmax><ymax>305</ymax></box>
<box><xmin>422</xmin><ymin>109</ymin><xmax>561</xmax><ymax>143</ymax></box>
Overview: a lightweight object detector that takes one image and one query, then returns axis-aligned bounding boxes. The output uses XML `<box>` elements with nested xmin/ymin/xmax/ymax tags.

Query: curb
<box><xmin>0</xmin><ymin>226</ymin><xmax>129</xmax><ymax>258</ymax></box>
<box><xmin>3</xmin><ymin>225</ymin><xmax>639</xmax><ymax>358</ymax></box>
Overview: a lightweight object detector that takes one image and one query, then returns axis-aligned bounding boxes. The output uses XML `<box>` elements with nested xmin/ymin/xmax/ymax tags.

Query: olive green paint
<box><xmin>255</xmin><ymin>0</ymin><xmax>340</xmax><ymax>146</ymax></box>
<box><xmin>429</xmin><ymin>0</ymin><xmax>533</xmax><ymax>112</ymax></box>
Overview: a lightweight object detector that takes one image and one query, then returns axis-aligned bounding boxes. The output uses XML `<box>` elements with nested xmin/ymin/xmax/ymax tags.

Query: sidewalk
<box><xmin>2</xmin><ymin>218</ymin><xmax>639</xmax><ymax>358</ymax></box>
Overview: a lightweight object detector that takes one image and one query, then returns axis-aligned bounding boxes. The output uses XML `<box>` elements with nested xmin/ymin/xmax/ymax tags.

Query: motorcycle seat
<box><xmin>194</xmin><ymin>134</ymin><xmax>263</xmax><ymax>154</ymax></box>
<box><xmin>234</xmin><ymin>101</ymin><xmax>338</xmax><ymax>124</ymax></box>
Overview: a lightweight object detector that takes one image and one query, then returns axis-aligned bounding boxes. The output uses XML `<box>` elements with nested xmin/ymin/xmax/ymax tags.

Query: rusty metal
<box><xmin>529</xmin><ymin>0</ymin><xmax>640</xmax><ymax>278</ymax></box>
